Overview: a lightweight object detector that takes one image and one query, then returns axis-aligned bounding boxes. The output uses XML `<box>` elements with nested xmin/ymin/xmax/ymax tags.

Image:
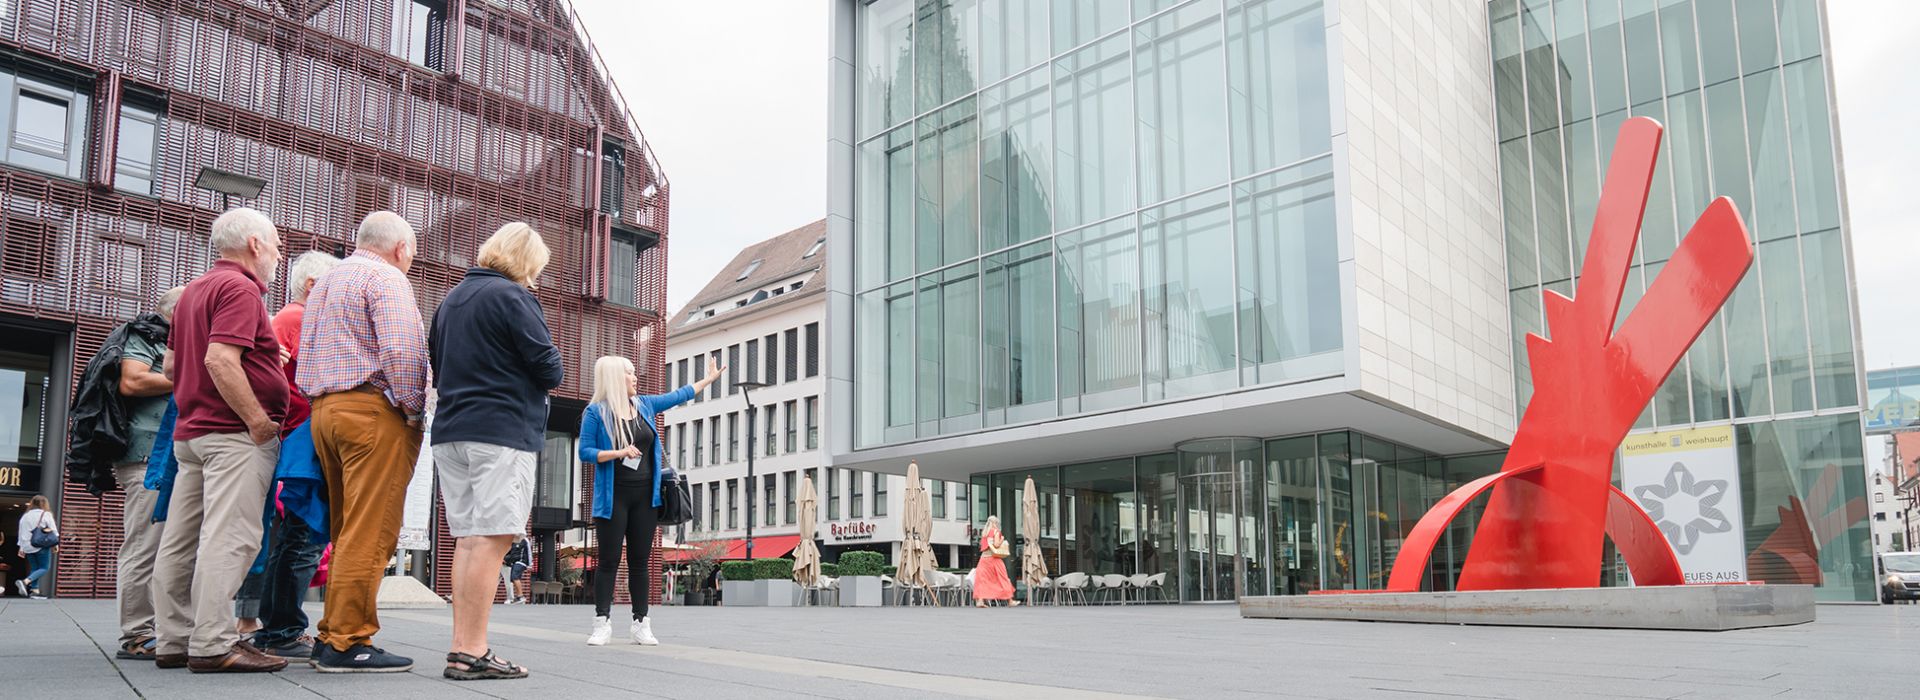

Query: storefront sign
<box><xmin>829</xmin><ymin>521</ymin><xmax>877</xmax><ymax>541</ymax></box>
<box><xmin>396</xmin><ymin>416</ymin><xmax>436</xmax><ymax>551</ymax></box>
<box><xmin>0</xmin><ymin>465</ymin><xmax>25</xmax><ymax>489</ymax></box>
<box><xmin>1621</xmin><ymin>426</ymin><xmax>1746</xmax><ymax>584</ymax></box>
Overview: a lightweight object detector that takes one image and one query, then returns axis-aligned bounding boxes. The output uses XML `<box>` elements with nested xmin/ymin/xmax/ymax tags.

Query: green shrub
<box><xmin>839</xmin><ymin>551</ymin><xmax>886</xmax><ymax>577</ymax></box>
<box><xmin>753</xmin><ymin>558</ymin><xmax>796</xmax><ymax>580</ymax></box>
<box><xmin>820</xmin><ymin>562</ymin><xmax>840</xmax><ymax>578</ymax></box>
<box><xmin>719</xmin><ymin>560</ymin><xmax>755</xmax><ymax>582</ymax></box>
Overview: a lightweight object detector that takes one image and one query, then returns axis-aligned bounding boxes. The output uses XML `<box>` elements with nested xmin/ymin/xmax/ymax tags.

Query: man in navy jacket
<box><xmin>427</xmin><ymin>223</ymin><xmax>563</xmax><ymax>680</ymax></box>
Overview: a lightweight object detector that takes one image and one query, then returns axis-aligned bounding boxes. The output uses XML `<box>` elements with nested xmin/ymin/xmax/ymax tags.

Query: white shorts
<box><xmin>433</xmin><ymin>441</ymin><xmax>536</xmax><ymax>538</ymax></box>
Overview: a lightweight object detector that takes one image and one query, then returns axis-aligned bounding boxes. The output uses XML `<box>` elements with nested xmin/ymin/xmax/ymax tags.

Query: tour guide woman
<box><xmin>577</xmin><ymin>354</ymin><xmax>721</xmax><ymax>646</ymax></box>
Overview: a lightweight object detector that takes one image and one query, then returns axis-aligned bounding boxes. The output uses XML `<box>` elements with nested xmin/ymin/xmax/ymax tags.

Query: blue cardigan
<box><xmin>578</xmin><ymin>385</ymin><xmax>695</xmax><ymax>520</ymax></box>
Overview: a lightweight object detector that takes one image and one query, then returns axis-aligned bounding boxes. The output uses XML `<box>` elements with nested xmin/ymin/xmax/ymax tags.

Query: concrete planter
<box><xmin>760</xmin><ymin>579</ymin><xmax>800</xmax><ymax>607</ymax></box>
<box><xmin>840</xmin><ymin>576</ymin><xmax>884</xmax><ymax>607</ymax></box>
<box><xmin>721</xmin><ymin>580</ymin><xmax>758</xmax><ymax>607</ymax></box>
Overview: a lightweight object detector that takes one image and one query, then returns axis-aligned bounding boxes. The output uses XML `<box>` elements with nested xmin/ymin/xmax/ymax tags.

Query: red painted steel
<box><xmin>1385</xmin><ymin>117</ymin><xmax>1754</xmax><ymax>593</ymax></box>
<box><xmin>0</xmin><ymin>0</ymin><xmax>672</xmax><ymax>599</ymax></box>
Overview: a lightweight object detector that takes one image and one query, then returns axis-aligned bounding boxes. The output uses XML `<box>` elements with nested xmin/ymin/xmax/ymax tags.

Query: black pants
<box><xmin>594</xmin><ymin>485</ymin><xmax>657</xmax><ymax>620</ymax></box>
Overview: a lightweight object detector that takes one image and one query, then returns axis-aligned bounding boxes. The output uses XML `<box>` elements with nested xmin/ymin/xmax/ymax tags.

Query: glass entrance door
<box><xmin>1175</xmin><ymin>437</ymin><xmax>1263</xmax><ymax>602</ymax></box>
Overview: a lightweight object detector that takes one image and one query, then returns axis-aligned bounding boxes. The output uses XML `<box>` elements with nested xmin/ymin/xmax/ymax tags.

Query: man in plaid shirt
<box><xmin>295</xmin><ymin>210</ymin><xmax>428</xmax><ymax>673</ymax></box>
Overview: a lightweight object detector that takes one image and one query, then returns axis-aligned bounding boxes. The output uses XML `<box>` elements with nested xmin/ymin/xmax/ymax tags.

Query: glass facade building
<box><xmin>829</xmin><ymin>0</ymin><xmax>1868</xmax><ymax>600</ymax></box>
<box><xmin>850</xmin><ymin>0</ymin><xmax>1341</xmax><ymax>447</ymax></box>
<box><xmin>1492</xmin><ymin>0</ymin><xmax>1868</xmax><ymax>601</ymax></box>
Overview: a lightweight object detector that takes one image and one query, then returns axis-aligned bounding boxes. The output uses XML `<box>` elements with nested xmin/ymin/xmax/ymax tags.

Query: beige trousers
<box><xmin>151</xmin><ymin>432</ymin><xmax>278</xmax><ymax>658</ymax></box>
<box><xmin>114</xmin><ymin>462</ymin><xmax>164</xmax><ymax>646</ymax></box>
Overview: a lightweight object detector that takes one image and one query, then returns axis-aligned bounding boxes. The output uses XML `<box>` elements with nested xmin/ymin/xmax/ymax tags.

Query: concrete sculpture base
<box><xmin>1241</xmin><ymin>584</ymin><xmax>1814</xmax><ymax>631</ymax></box>
<box><xmin>375</xmin><ymin>574</ymin><xmax>447</xmax><ymax>609</ymax></box>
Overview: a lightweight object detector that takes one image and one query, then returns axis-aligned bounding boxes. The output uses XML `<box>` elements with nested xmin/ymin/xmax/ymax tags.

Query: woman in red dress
<box><xmin>972</xmin><ymin>515</ymin><xmax>1017</xmax><ymax>607</ymax></box>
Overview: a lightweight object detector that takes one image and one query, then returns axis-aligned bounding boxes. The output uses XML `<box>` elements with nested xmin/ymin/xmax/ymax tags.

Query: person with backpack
<box><xmin>15</xmin><ymin>494</ymin><xmax>58</xmax><ymax>599</ymax></box>
<box><xmin>501</xmin><ymin>536</ymin><xmax>531</xmax><ymax>604</ymax></box>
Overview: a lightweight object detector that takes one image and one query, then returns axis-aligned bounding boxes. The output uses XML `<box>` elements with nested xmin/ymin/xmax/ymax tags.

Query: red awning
<box><xmin>663</xmin><ymin>535</ymin><xmax>802</xmax><ymax>563</ymax></box>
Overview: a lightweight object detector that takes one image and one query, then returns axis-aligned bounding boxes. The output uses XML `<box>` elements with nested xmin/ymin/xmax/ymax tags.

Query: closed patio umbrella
<box><xmin>897</xmin><ymin>461</ymin><xmax>938</xmax><ymax>605</ymax></box>
<box><xmin>1021</xmin><ymin>476</ymin><xmax>1048</xmax><ymax>605</ymax></box>
<box><xmin>793</xmin><ymin>473</ymin><xmax>821</xmax><ymax>588</ymax></box>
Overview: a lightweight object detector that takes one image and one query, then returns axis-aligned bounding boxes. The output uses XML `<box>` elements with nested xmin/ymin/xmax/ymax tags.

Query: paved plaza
<box><xmin>3</xmin><ymin>597</ymin><xmax>1914</xmax><ymax>699</ymax></box>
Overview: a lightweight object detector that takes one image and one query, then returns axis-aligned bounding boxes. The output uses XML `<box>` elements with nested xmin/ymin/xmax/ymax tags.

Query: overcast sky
<box><xmin>577</xmin><ymin>1</ymin><xmax>1915</xmax><ymax>457</ymax></box>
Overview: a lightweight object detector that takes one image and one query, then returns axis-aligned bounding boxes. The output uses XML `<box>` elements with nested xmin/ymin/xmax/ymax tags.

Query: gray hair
<box><xmin>208</xmin><ymin>207</ymin><xmax>276</xmax><ymax>255</ymax></box>
<box><xmin>288</xmin><ymin>251</ymin><xmax>341</xmax><ymax>301</ymax></box>
<box><xmin>156</xmin><ymin>286</ymin><xmax>185</xmax><ymax>317</ymax></box>
<box><xmin>356</xmin><ymin>211</ymin><xmax>415</xmax><ymax>253</ymax></box>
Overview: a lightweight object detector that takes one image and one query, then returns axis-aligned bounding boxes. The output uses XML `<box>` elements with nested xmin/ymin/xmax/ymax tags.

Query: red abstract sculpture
<box><xmin>1384</xmin><ymin>117</ymin><xmax>1755</xmax><ymax>592</ymax></box>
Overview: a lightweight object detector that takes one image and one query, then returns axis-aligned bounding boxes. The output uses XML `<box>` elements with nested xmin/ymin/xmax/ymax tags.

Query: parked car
<box><xmin>1879</xmin><ymin>552</ymin><xmax>1920</xmax><ymax>604</ymax></box>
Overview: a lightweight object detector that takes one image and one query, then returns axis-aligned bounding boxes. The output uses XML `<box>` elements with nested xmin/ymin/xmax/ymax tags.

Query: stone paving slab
<box><xmin>4</xmin><ymin>596</ymin><xmax>1918</xmax><ymax>698</ymax></box>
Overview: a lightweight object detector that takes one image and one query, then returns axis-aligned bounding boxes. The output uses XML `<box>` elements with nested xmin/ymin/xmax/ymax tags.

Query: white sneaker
<box><xmin>630</xmin><ymin>616</ymin><xmax>658</xmax><ymax>646</ymax></box>
<box><xmin>13</xmin><ymin>580</ymin><xmax>26</xmax><ymax>597</ymax></box>
<box><xmin>587</xmin><ymin>616</ymin><xmax>612</xmax><ymax>646</ymax></box>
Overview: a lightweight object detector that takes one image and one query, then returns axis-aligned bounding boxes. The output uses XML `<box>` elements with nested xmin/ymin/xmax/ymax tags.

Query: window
<box><xmin>736</xmin><ymin>259</ymin><xmax>765</xmax><ymax>281</ymax></box>
<box><xmin>1877</xmin><ymin>493</ymin><xmax>1887</xmax><ymax>503</ymax></box>
<box><xmin>708</xmin><ymin>351</ymin><xmax>722</xmax><ymax>399</ymax></box>
<box><xmin>784</xmin><ymin>471</ymin><xmax>797</xmax><ymax>524</ymax></box>
<box><xmin>389</xmin><ymin>0</ymin><xmax>447</xmax><ymax>70</ymax></box>
<box><xmin>600</xmin><ymin>140</ymin><xmax>626</xmax><ymax>215</ymax></box>
<box><xmin>790</xmin><ymin>282</ymin><xmax>803</xmax><ymax>292</ymax></box>
<box><xmin>610</xmin><ymin>229</ymin><xmax>641</xmax><ymax>304</ymax></box>
<box><xmin>765</xmin><ymin>402</ymin><xmax>778</xmax><ymax>456</ymax></box>
<box><xmin>726</xmin><ymin>413</ymin><xmax>738</xmax><ymax>462</ymax></box>
<box><xmin>4</xmin><ymin>70</ymin><xmax>90</xmax><ymax>179</ymax></box>
<box><xmin>708</xmin><ymin>416</ymin><xmax>720</xmax><ymax>465</ymax></box>
<box><xmin>691</xmin><ymin>481</ymin><xmax>704</xmax><ymax>530</ymax></box>
<box><xmin>804</xmin><ymin>238</ymin><xmax>824</xmax><ymax>258</ymax></box>
<box><xmin>1875</xmin><ymin>512</ymin><xmax>1887</xmax><ymax>521</ymax></box>
<box><xmin>874</xmin><ymin>472</ymin><xmax>887</xmax><ymax>517</ymax></box>
<box><xmin>692</xmin><ymin>420</ymin><xmax>703</xmax><ymax>466</ymax></box>
<box><xmin>727</xmin><ymin>479</ymin><xmax>738</xmax><ymax>529</ymax></box>
<box><xmin>804</xmin><ymin>396</ymin><xmax>818</xmax><ymax>450</ymax></box>
<box><xmin>931</xmin><ymin>480</ymin><xmax>947</xmax><ymax>519</ymax></box>
<box><xmin>785</xmin><ymin>328</ymin><xmax>800</xmax><ymax>382</ymax></box>
<box><xmin>765</xmin><ymin>476</ymin><xmax>776</xmax><ymax>526</ymax></box>
<box><xmin>745</xmin><ymin>339</ymin><xmax>759</xmax><ymax>384</ymax></box>
<box><xmin>805</xmin><ymin>323</ymin><xmax>820</xmax><ymax>377</ymax></box>
<box><xmin>727</xmin><ymin>344</ymin><xmax>740</xmax><ymax>395</ymax></box>
<box><xmin>850</xmin><ymin>470</ymin><xmax>864</xmax><ymax>519</ymax></box>
<box><xmin>708</xmin><ymin>482</ymin><xmax>720</xmax><ymax>530</ymax></box>
<box><xmin>675</xmin><ymin>425</ymin><xmax>686</xmax><ymax>468</ymax></box>
<box><xmin>115</xmin><ymin>100</ymin><xmax>162</xmax><ymax>196</ymax></box>
<box><xmin>828</xmin><ymin>469</ymin><xmax>841</xmax><ymax>519</ymax></box>
<box><xmin>677</xmin><ymin>359</ymin><xmax>688</xmax><ymax>390</ymax></box>
<box><xmin>689</xmin><ymin>355</ymin><xmax>705</xmax><ymax>402</ymax></box>
<box><xmin>784</xmin><ymin>399</ymin><xmax>798</xmax><ymax>453</ymax></box>
<box><xmin>764</xmin><ymin>333</ymin><xmax>779</xmax><ymax>385</ymax></box>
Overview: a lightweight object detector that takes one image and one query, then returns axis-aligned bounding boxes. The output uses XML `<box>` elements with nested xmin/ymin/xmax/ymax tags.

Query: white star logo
<box><xmin>1631</xmin><ymin>462</ymin><xmax>1733</xmax><ymax>555</ymax></box>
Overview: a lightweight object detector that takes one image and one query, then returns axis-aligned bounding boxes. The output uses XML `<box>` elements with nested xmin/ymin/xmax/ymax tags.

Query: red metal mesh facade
<box><xmin>0</xmin><ymin>0</ymin><xmax>671</xmax><ymax>599</ymax></box>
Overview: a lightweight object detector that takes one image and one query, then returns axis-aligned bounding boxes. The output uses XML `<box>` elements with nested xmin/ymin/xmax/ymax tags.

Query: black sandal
<box><xmin>443</xmin><ymin>649</ymin><xmax>529</xmax><ymax>681</ymax></box>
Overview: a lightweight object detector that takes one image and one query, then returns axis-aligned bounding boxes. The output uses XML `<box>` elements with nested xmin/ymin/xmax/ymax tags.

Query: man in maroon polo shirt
<box><xmin>151</xmin><ymin>207</ymin><xmax>290</xmax><ymax>674</ymax></box>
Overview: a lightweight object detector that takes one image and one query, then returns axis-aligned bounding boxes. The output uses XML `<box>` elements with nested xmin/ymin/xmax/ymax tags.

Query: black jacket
<box><xmin>67</xmin><ymin>314</ymin><xmax>170</xmax><ymax>495</ymax></box>
<box><xmin>428</xmin><ymin>268</ymin><xmax>565</xmax><ymax>453</ymax></box>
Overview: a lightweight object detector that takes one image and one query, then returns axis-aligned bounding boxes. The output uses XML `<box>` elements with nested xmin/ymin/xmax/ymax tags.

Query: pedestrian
<box><xmin>579</xmin><ymin>354</ymin><xmax>721</xmax><ymax>646</ymax></box>
<box><xmin>109</xmin><ymin>287</ymin><xmax>185</xmax><ymax>659</ymax></box>
<box><xmin>427</xmin><ymin>222</ymin><xmax>564</xmax><ymax>680</ymax></box>
<box><xmin>297</xmin><ymin>211</ymin><xmax>429</xmax><ymax>673</ymax></box>
<box><xmin>972</xmin><ymin>515</ymin><xmax>1016</xmax><ymax>608</ymax></box>
<box><xmin>151</xmin><ymin>206</ymin><xmax>289</xmax><ymax>673</ymax></box>
<box><xmin>244</xmin><ymin>250</ymin><xmax>341</xmax><ymax>661</ymax></box>
<box><xmin>14</xmin><ymin>494</ymin><xmax>58</xmax><ymax>599</ymax></box>
<box><xmin>502</xmin><ymin>536</ymin><xmax>532</xmax><ymax>604</ymax></box>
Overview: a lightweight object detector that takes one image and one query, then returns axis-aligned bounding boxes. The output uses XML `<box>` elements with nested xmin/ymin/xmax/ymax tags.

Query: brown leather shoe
<box><xmin>155</xmin><ymin>653</ymin><xmax>188</xmax><ymax>669</ymax></box>
<box><xmin>189</xmin><ymin>641</ymin><xmax>288</xmax><ymax>673</ymax></box>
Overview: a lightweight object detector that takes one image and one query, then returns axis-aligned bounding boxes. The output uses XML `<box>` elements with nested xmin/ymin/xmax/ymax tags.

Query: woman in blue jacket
<box><xmin>578</xmin><ymin>354</ymin><xmax>721</xmax><ymax>647</ymax></box>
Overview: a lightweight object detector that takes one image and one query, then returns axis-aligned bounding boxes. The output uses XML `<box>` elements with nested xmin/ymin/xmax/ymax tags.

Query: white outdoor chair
<box><xmin>1125</xmin><ymin>573</ymin><xmax>1151</xmax><ymax>603</ymax></box>
<box><xmin>1140</xmin><ymin>572</ymin><xmax>1169</xmax><ymax>603</ymax></box>
<box><xmin>1053</xmin><ymin>572</ymin><xmax>1089</xmax><ymax>605</ymax></box>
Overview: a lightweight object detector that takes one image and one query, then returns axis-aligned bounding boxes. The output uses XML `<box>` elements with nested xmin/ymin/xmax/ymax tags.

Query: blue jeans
<box><xmin>23</xmin><ymin>548</ymin><xmax>52</xmax><ymax>592</ymax></box>
<box><xmin>252</xmin><ymin>514</ymin><xmax>324</xmax><ymax>648</ymax></box>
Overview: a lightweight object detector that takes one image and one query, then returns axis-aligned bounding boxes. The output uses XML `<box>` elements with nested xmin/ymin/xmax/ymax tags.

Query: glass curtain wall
<box><xmin>1490</xmin><ymin>0</ymin><xmax>1867</xmax><ymax>600</ymax></box>
<box><xmin>967</xmin><ymin>431</ymin><xmax>1494</xmax><ymax>599</ymax></box>
<box><xmin>854</xmin><ymin>0</ymin><xmax>1340</xmax><ymax>449</ymax></box>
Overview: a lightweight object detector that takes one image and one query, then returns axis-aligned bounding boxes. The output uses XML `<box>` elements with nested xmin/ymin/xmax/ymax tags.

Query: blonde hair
<box><xmin>985</xmin><ymin>515</ymin><xmax>1001</xmax><ymax>534</ymax></box>
<box><xmin>28</xmin><ymin>494</ymin><xmax>49</xmax><ymax>511</ymax></box>
<box><xmin>476</xmin><ymin>222</ymin><xmax>551</xmax><ymax>288</ymax></box>
<box><xmin>591</xmin><ymin>356</ymin><xmax>637</xmax><ymax>447</ymax></box>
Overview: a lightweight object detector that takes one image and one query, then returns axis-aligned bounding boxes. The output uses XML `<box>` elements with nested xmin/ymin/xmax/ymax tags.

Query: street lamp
<box><xmin>736</xmin><ymin>380</ymin><xmax>770</xmax><ymax>562</ymax></box>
